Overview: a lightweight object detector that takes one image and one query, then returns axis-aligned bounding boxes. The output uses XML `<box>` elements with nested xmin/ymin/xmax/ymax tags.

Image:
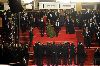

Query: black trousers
<box><xmin>36</xmin><ymin>57</ymin><xmax>43</xmax><ymax>66</ymax></box>
<box><xmin>69</xmin><ymin>54</ymin><xmax>76</xmax><ymax>65</ymax></box>
<box><xmin>51</xmin><ymin>54</ymin><xmax>58</xmax><ymax>66</ymax></box>
<box><xmin>77</xmin><ymin>56</ymin><xmax>85</xmax><ymax>66</ymax></box>
<box><xmin>47</xmin><ymin>57</ymin><xmax>51</xmax><ymax>66</ymax></box>
<box><xmin>54</xmin><ymin>26</ymin><xmax>60</xmax><ymax>37</ymax></box>
<box><xmin>62</xmin><ymin>55</ymin><xmax>69</xmax><ymax>65</ymax></box>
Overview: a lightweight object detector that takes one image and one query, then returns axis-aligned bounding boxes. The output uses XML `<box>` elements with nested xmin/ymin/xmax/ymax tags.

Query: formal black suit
<box><xmin>39</xmin><ymin>20</ymin><xmax>45</xmax><ymax>37</ymax></box>
<box><xmin>94</xmin><ymin>49</ymin><xmax>100</xmax><ymax>65</ymax></box>
<box><xmin>77</xmin><ymin>42</ymin><xmax>87</xmax><ymax>65</ymax></box>
<box><xmin>96</xmin><ymin>31</ymin><xmax>100</xmax><ymax>46</ymax></box>
<box><xmin>65</xmin><ymin>18</ymin><xmax>75</xmax><ymax>34</ymax></box>
<box><xmin>83</xmin><ymin>31</ymin><xmax>92</xmax><ymax>48</ymax></box>
<box><xmin>54</xmin><ymin>20</ymin><xmax>60</xmax><ymax>37</ymax></box>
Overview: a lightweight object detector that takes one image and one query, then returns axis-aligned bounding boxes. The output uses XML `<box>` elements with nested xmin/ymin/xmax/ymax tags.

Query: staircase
<box><xmin>19</xmin><ymin>27</ymin><xmax>99</xmax><ymax>65</ymax></box>
<box><xmin>32</xmin><ymin>27</ymin><xmax>78</xmax><ymax>45</ymax></box>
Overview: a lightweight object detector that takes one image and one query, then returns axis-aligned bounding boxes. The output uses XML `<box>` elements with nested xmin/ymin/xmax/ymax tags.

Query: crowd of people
<box><xmin>1</xmin><ymin>9</ymin><xmax>100</xmax><ymax>47</ymax></box>
<box><xmin>1</xmin><ymin>8</ymin><xmax>100</xmax><ymax>65</ymax></box>
<box><xmin>33</xmin><ymin>42</ymin><xmax>87</xmax><ymax>66</ymax></box>
<box><xmin>1</xmin><ymin>10</ymin><xmax>19</xmax><ymax>45</ymax></box>
<box><xmin>82</xmin><ymin>11</ymin><xmax>100</xmax><ymax>48</ymax></box>
<box><xmin>0</xmin><ymin>43</ymin><xmax>29</xmax><ymax>65</ymax></box>
<box><xmin>0</xmin><ymin>41</ymin><xmax>100</xmax><ymax>65</ymax></box>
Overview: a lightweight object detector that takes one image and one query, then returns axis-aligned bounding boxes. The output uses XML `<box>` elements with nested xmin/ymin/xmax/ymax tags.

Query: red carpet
<box><xmin>20</xmin><ymin>27</ymin><xmax>78</xmax><ymax>46</ymax></box>
<box><xmin>32</xmin><ymin>27</ymin><xmax>78</xmax><ymax>46</ymax></box>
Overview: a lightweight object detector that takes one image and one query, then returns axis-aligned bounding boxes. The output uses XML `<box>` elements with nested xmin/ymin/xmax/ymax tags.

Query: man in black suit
<box><xmin>69</xmin><ymin>43</ymin><xmax>76</xmax><ymax>65</ymax></box>
<box><xmin>56</xmin><ymin>44</ymin><xmax>63</xmax><ymax>65</ymax></box>
<box><xmin>89</xmin><ymin>19</ymin><xmax>97</xmax><ymax>42</ymax></box>
<box><xmin>46</xmin><ymin>42</ymin><xmax>52</xmax><ymax>66</ymax></box>
<box><xmin>65</xmin><ymin>15</ymin><xmax>75</xmax><ymax>34</ymax></box>
<box><xmin>54</xmin><ymin>18</ymin><xmax>60</xmax><ymax>37</ymax></box>
<box><xmin>96</xmin><ymin>28</ymin><xmax>100</xmax><ymax>46</ymax></box>
<box><xmin>33</xmin><ymin>42</ymin><xmax>38</xmax><ymax>65</ymax></box>
<box><xmin>39</xmin><ymin>18</ymin><xmax>45</xmax><ymax>37</ymax></box>
<box><xmin>30</xmin><ymin>16</ymin><xmax>36</xmax><ymax>28</ymax></box>
<box><xmin>51</xmin><ymin>42</ymin><xmax>58</xmax><ymax>66</ymax></box>
<box><xmin>95</xmin><ymin>11</ymin><xmax>100</xmax><ymax>27</ymax></box>
<box><xmin>23</xmin><ymin>44</ymin><xmax>29</xmax><ymax>65</ymax></box>
<box><xmin>33</xmin><ymin>42</ymin><xmax>43</xmax><ymax>66</ymax></box>
<box><xmin>77</xmin><ymin>43</ymin><xmax>87</xmax><ymax>66</ymax></box>
<box><xmin>94</xmin><ymin>48</ymin><xmax>100</xmax><ymax>65</ymax></box>
<box><xmin>62</xmin><ymin>42</ymin><xmax>69</xmax><ymax>65</ymax></box>
<box><xmin>83</xmin><ymin>27</ymin><xmax>92</xmax><ymax>48</ymax></box>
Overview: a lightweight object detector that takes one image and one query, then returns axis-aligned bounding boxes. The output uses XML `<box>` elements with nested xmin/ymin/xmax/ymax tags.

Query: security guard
<box><xmin>62</xmin><ymin>42</ymin><xmax>69</xmax><ymax>65</ymax></box>
<box><xmin>77</xmin><ymin>43</ymin><xmax>87</xmax><ymax>66</ymax></box>
<box><xmin>51</xmin><ymin>42</ymin><xmax>57</xmax><ymax>66</ymax></box>
<box><xmin>45</xmin><ymin>42</ymin><xmax>52</xmax><ymax>66</ymax></box>
<box><xmin>69</xmin><ymin>43</ymin><xmax>76</xmax><ymax>65</ymax></box>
